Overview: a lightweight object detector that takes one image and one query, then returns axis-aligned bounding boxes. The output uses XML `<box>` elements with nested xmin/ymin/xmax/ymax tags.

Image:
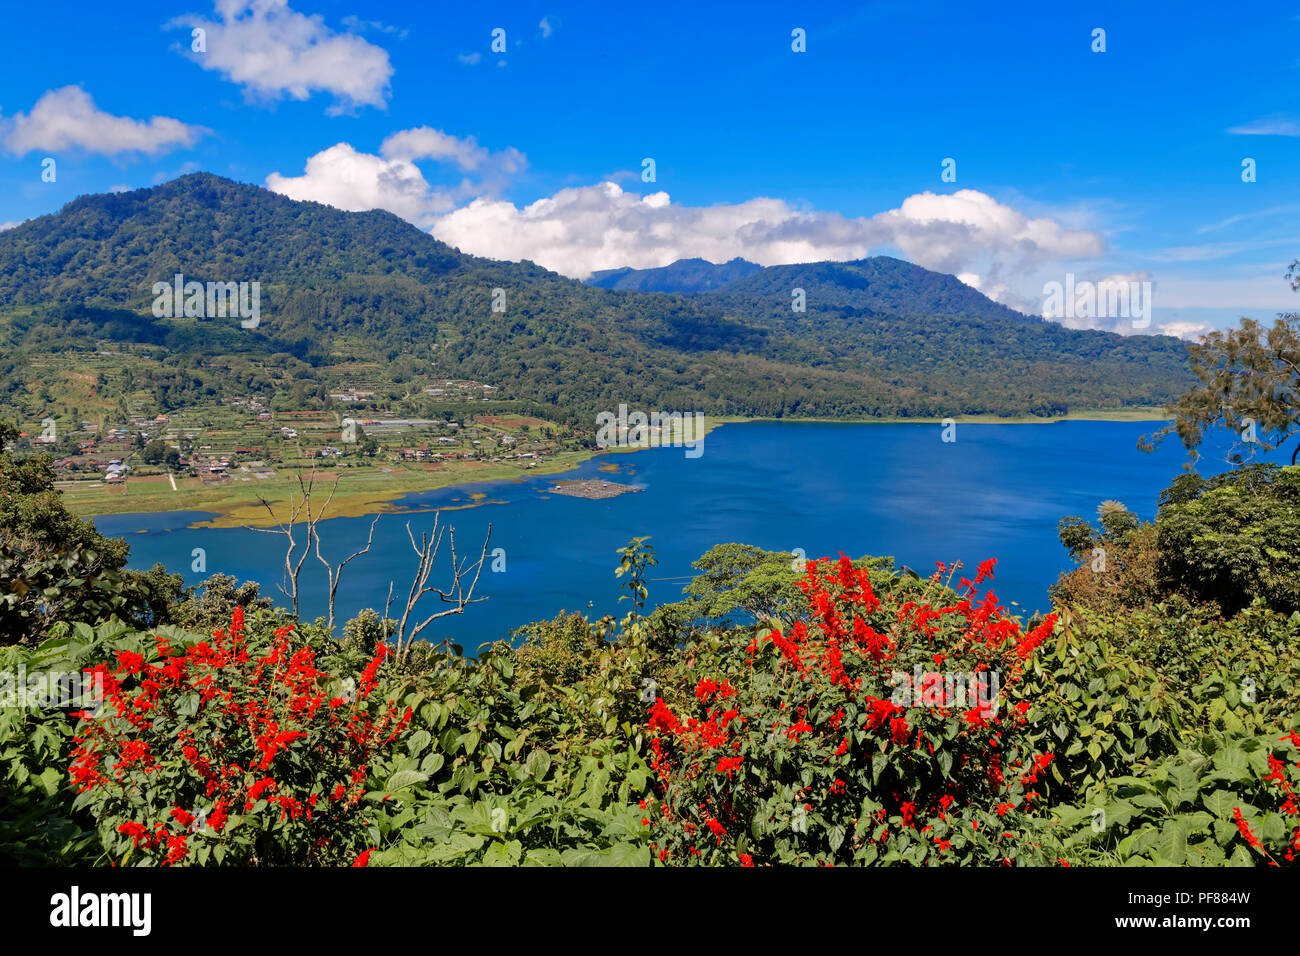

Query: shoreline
<box><xmin>78</xmin><ymin>409</ymin><xmax>1170</xmax><ymax>529</ymax></box>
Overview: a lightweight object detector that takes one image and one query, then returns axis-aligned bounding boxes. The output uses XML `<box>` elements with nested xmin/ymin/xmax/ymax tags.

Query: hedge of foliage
<box><xmin>3</xmin><ymin>425</ymin><xmax>1300</xmax><ymax>866</ymax></box>
<box><xmin>3</xmin><ymin>534</ymin><xmax>1299</xmax><ymax>867</ymax></box>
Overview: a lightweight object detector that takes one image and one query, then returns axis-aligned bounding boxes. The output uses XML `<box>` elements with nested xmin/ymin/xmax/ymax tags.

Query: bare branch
<box><xmin>314</xmin><ymin>509</ymin><xmax>379</xmax><ymax>631</ymax></box>
<box><xmin>389</xmin><ymin>513</ymin><xmax>493</xmax><ymax>662</ymax></box>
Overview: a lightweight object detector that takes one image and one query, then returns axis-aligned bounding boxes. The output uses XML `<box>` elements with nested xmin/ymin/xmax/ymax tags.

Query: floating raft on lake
<box><xmin>546</xmin><ymin>479</ymin><xmax>642</xmax><ymax>499</ymax></box>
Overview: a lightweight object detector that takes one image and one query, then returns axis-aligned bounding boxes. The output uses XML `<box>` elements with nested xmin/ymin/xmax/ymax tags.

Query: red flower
<box><xmin>117</xmin><ymin>821</ymin><xmax>148</xmax><ymax>847</ymax></box>
<box><xmin>1233</xmin><ymin>808</ymin><xmax>1267</xmax><ymax>853</ymax></box>
<box><xmin>647</xmin><ymin>699</ymin><xmax>682</xmax><ymax>735</ymax></box>
<box><xmin>164</xmin><ymin>833</ymin><xmax>188</xmax><ymax>866</ymax></box>
<box><xmin>246</xmin><ymin>777</ymin><xmax>278</xmax><ymax>804</ymax></box>
<box><xmin>208</xmin><ymin>801</ymin><xmax>229</xmax><ymax>832</ymax></box>
<box><xmin>716</xmin><ymin>756</ymin><xmax>743</xmax><ymax>779</ymax></box>
<box><xmin>694</xmin><ymin>678</ymin><xmax>719</xmax><ymax>701</ymax></box>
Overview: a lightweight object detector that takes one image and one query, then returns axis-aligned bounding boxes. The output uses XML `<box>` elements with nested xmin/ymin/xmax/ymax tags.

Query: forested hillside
<box><xmin>0</xmin><ymin>173</ymin><xmax>1192</xmax><ymax>422</ymax></box>
<box><xmin>587</xmin><ymin>256</ymin><xmax>763</xmax><ymax>292</ymax></box>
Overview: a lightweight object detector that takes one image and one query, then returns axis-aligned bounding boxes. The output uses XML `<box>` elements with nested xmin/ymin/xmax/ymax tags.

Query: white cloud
<box><xmin>1228</xmin><ymin>113</ymin><xmax>1300</xmax><ymax>137</ymax></box>
<box><xmin>1196</xmin><ymin>204</ymin><xmax>1300</xmax><ymax>233</ymax></box>
<box><xmin>427</xmin><ymin>184</ymin><xmax>1104</xmax><ymax>288</ymax></box>
<box><xmin>340</xmin><ymin>14</ymin><xmax>408</xmax><ymax>39</ymax></box>
<box><xmin>1037</xmin><ymin>271</ymin><xmax>1258</xmax><ymax>339</ymax></box>
<box><xmin>108</xmin><ymin>184</ymin><xmax>131</xmax><ymax>193</ymax></box>
<box><xmin>0</xmin><ymin>221</ymin><xmax>23</xmax><ymax>231</ymax></box>
<box><xmin>380</xmin><ymin>127</ymin><xmax>525</xmax><ymax>175</ymax></box>
<box><xmin>266</xmin><ymin>132</ymin><xmax>528</xmax><ymax>227</ymax></box>
<box><xmin>0</xmin><ymin>86</ymin><xmax>205</xmax><ymax>157</ymax></box>
<box><xmin>1157</xmin><ymin>321</ymin><xmax>1213</xmax><ymax>341</ymax></box>
<box><xmin>269</xmin><ymin>139</ymin><xmax>1134</xmax><ymax>326</ymax></box>
<box><xmin>267</xmin><ymin>143</ymin><xmax>455</xmax><ymax>225</ymax></box>
<box><xmin>956</xmin><ymin>272</ymin><xmax>1015</xmax><ymax>306</ymax></box>
<box><xmin>457</xmin><ymin>52</ymin><xmax>481</xmax><ymax>65</ymax></box>
<box><xmin>539</xmin><ymin>17</ymin><xmax>554</xmax><ymax>38</ymax></box>
<box><xmin>173</xmin><ymin>0</ymin><xmax>394</xmax><ymax>113</ymax></box>
<box><xmin>1147</xmin><ymin>237</ymin><xmax>1300</xmax><ymax>263</ymax></box>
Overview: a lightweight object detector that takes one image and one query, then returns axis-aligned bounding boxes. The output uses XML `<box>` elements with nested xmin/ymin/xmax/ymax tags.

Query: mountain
<box><xmin>708</xmin><ymin>257</ymin><xmax>1037</xmax><ymax>323</ymax></box>
<box><xmin>588</xmin><ymin>255</ymin><xmax>1034</xmax><ymax>326</ymax></box>
<box><xmin>0</xmin><ymin>173</ymin><xmax>1192</xmax><ymax>423</ymax></box>
<box><xmin>587</xmin><ymin>257</ymin><xmax>762</xmax><ymax>293</ymax></box>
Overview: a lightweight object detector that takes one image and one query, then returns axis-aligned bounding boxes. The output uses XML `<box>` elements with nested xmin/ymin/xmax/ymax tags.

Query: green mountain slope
<box><xmin>710</xmin><ymin>256</ymin><xmax>1037</xmax><ymax>323</ymax></box>
<box><xmin>588</xmin><ymin>257</ymin><xmax>762</xmax><ymax>292</ymax></box>
<box><xmin>0</xmin><ymin>173</ymin><xmax>1191</xmax><ymax>422</ymax></box>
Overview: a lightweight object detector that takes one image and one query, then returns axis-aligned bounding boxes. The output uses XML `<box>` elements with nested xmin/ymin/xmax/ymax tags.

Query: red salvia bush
<box><xmin>644</xmin><ymin>556</ymin><xmax>1062</xmax><ymax>865</ymax></box>
<box><xmin>1236</xmin><ymin>730</ymin><xmax>1300</xmax><ymax>866</ymax></box>
<box><xmin>68</xmin><ymin>607</ymin><xmax>411</xmax><ymax>866</ymax></box>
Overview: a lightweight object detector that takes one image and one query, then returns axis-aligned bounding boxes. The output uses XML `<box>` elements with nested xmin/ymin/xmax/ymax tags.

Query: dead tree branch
<box><xmin>391</xmin><ymin>514</ymin><xmax>492</xmax><ymax>662</ymax></box>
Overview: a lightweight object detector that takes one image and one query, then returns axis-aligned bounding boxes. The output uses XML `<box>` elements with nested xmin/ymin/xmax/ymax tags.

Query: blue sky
<box><xmin>1</xmin><ymin>0</ymin><xmax>1298</xmax><ymax>336</ymax></box>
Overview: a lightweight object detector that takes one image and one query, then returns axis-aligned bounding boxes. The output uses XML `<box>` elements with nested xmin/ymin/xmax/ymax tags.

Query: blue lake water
<box><xmin>93</xmin><ymin>420</ymin><xmax>1274</xmax><ymax>648</ymax></box>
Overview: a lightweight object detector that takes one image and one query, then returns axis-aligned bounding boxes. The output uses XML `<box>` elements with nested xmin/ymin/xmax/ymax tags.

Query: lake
<box><xmin>93</xmin><ymin>420</ymin><xmax>1272</xmax><ymax>648</ymax></box>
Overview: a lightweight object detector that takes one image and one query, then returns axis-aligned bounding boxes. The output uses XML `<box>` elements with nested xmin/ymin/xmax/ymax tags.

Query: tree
<box><xmin>342</xmin><ymin>607</ymin><xmax>395</xmax><ymax>655</ymax></box>
<box><xmin>650</xmin><ymin>543</ymin><xmax>803</xmax><ymax>633</ymax></box>
<box><xmin>247</xmin><ymin>473</ymin><xmax>337</xmax><ymax>619</ymax></box>
<box><xmin>1156</xmin><ymin>463</ymin><xmax>1300</xmax><ymax>614</ymax></box>
<box><xmin>141</xmin><ymin>438</ymin><xmax>167</xmax><ymax>465</ymax></box>
<box><xmin>1051</xmin><ymin>502</ymin><xmax>1158</xmax><ymax>612</ymax></box>
<box><xmin>1140</xmin><ymin>312</ymin><xmax>1300</xmax><ymax>465</ymax></box>
<box><xmin>314</xmin><ymin>512</ymin><xmax>379</xmax><ymax>631</ymax></box>
<box><xmin>387</xmin><ymin>515</ymin><xmax>492</xmax><ymax>663</ymax></box>
<box><xmin>1097</xmin><ymin>499</ymin><xmax>1139</xmax><ymax>538</ymax></box>
<box><xmin>167</xmin><ymin>573</ymin><xmax>274</xmax><ymax>632</ymax></box>
<box><xmin>0</xmin><ymin>419</ymin><xmax>182</xmax><ymax>643</ymax></box>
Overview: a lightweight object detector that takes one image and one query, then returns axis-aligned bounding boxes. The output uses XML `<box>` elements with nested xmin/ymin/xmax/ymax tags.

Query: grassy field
<box><xmin>62</xmin><ymin>451</ymin><xmax>594</xmax><ymax>528</ymax></box>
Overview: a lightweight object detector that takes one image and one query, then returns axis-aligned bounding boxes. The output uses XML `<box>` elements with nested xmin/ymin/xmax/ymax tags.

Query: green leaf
<box><xmin>420</xmin><ymin>752</ymin><xmax>445</xmax><ymax>775</ymax></box>
<box><xmin>523</xmin><ymin>848</ymin><xmax>563</xmax><ymax>867</ymax></box>
<box><xmin>936</xmin><ymin>750</ymin><xmax>953</xmax><ymax>779</ymax></box>
<box><xmin>385</xmin><ymin>769</ymin><xmax>430</xmax><ymax>793</ymax></box>
<box><xmin>1202</xmin><ymin>788</ymin><xmax>1239</xmax><ymax>820</ymax></box>
<box><xmin>827</xmin><ymin>825</ymin><xmax>846</xmax><ymax>853</ymax></box>
<box><xmin>1212</xmin><ymin>747</ymin><xmax>1250</xmax><ymax>783</ymax></box>
<box><xmin>407</xmin><ymin>729</ymin><xmax>432</xmax><ymax>757</ymax></box>
<box><xmin>1167</xmin><ymin>763</ymin><xmax>1199</xmax><ymax>807</ymax></box>
<box><xmin>561</xmin><ymin>843</ymin><xmax>651</xmax><ymax>867</ymax></box>
<box><xmin>525</xmin><ymin>748</ymin><xmax>551</xmax><ymax>781</ymax></box>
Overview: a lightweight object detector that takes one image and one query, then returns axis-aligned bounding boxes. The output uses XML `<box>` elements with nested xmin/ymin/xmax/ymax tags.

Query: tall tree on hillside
<box><xmin>1141</xmin><ymin>266</ymin><xmax>1300</xmax><ymax>465</ymax></box>
<box><xmin>0</xmin><ymin>420</ymin><xmax>183</xmax><ymax>644</ymax></box>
